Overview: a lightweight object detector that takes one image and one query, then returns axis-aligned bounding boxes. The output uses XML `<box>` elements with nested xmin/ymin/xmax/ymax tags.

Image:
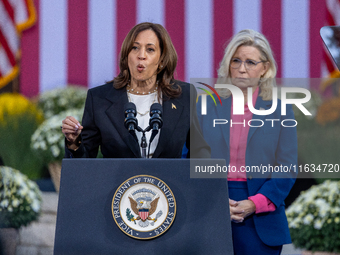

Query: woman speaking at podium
<box><xmin>61</xmin><ymin>22</ymin><xmax>210</xmax><ymax>159</ymax></box>
<box><xmin>198</xmin><ymin>29</ymin><xmax>297</xmax><ymax>254</ymax></box>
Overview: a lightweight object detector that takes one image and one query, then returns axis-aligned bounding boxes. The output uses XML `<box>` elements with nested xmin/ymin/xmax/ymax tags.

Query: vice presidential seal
<box><xmin>111</xmin><ymin>175</ymin><xmax>176</xmax><ymax>239</ymax></box>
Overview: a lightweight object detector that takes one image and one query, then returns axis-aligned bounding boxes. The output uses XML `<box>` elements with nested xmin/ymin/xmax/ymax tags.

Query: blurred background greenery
<box><xmin>292</xmin><ymin>82</ymin><xmax>340</xmax><ymax>184</ymax></box>
<box><xmin>0</xmin><ymin>86</ymin><xmax>87</xmax><ymax>185</ymax></box>
<box><xmin>0</xmin><ymin>93</ymin><xmax>45</xmax><ymax>179</ymax></box>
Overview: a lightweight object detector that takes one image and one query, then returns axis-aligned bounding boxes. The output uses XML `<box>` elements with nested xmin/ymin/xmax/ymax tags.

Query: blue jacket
<box><xmin>197</xmin><ymin>93</ymin><xmax>297</xmax><ymax>246</ymax></box>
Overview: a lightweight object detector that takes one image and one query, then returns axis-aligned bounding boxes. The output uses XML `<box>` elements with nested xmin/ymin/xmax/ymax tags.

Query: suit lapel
<box><xmin>153</xmin><ymin>97</ymin><xmax>184</xmax><ymax>158</ymax></box>
<box><xmin>247</xmin><ymin>96</ymin><xmax>273</xmax><ymax>144</ymax></box>
<box><xmin>217</xmin><ymin>97</ymin><xmax>231</xmax><ymax>151</ymax></box>
<box><xmin>104</xmin><ymin>86</ymin><xmax>141</xmax><ymax>158</ymax></box>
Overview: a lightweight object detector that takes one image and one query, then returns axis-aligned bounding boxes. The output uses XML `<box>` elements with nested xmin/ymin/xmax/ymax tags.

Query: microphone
<box><xmin>124</xmin><ymin>102</ymin><xmax>138</xmax><ymax>132</ymax></box>
<box><xmin>149</xmin><ymin>103</ymin><xmax>163</xmax><ymax>132</ymax></box>
<box><xmin>148</xmin><ymin>103</ymin><xmax>163</xmax><ymax>146</ymax></box>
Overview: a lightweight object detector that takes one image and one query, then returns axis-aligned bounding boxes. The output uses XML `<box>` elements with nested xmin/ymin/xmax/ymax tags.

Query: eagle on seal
<box><xmin>128</xmin><ymin>196</ymin><xmax>160</xmax><ymax>222</ymax></box>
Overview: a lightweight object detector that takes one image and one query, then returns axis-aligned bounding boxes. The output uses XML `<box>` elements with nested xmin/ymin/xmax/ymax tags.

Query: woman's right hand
<box><xmin>61</xmin><ymin>116</ymin><xmax>83</xmax><ymax>146</ymax></box>
<box><xmin>229</xmin><ymin>198</ymin><xmax>244</xmax><ymax>223</ymax></box>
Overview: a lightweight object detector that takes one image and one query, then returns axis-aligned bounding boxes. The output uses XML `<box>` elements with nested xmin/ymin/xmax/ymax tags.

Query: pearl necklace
<box><xmin>127</xmin><ymin>91</ymin><xmax>158</xmax><ymax>117</ymax></box>
<box><xmin>126</xmin><ymin>81</ymin><xmax>158</xmax><ymax>95</ymax></box>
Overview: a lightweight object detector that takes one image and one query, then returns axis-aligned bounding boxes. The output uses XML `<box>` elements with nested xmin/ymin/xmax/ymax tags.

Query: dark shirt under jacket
<box><xmin>65</xmin><ymin>80</ymin><xmax>211</xmax><ymax>159</ymax></box>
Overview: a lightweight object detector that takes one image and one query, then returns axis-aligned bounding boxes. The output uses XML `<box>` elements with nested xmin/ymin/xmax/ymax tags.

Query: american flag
<box><xmin>324</xmin><ymin>0</ymin><xmax>340</xmax><ymax>76</ymax></box>
<box><xmin>17</xmin><ymin>0</ymin><xmax>330</xmax><ymax>97</ymax></box>
<box><xmin>0</xmin><ymin>0</ymin><xmax>36</xmax><ymax>90</ymax></box>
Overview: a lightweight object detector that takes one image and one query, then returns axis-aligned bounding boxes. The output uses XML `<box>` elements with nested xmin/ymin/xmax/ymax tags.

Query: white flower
<box><xmin>332</xmin><ymin>207</ymin><xmax>340</xmax><ymax>213</ymax></box>
<box><xmin>31</xmin><ymin>199</ymin><xmax>41</xmax><ymax>213</ymax></box>
<box><xmin>47</xmin><ymin>134</ymin><xmax>60</xmax><ymax>144</ymax></box>
<box><xmin>0</xmin><ymin>200</ymin><xmax>9</xmax><ymax>208</ymax></box>
<box><xmin>28</xmin><ymin>190</ymin><xmax>36</xmax><ymax>201</ymax></box>
<box><xmin>18</xmin><ymin>186</ymin><xmax>29</xmax><ymax>197</ymax></box>
<box><xmin>289</xmin><ymin>221</ymin><xmax>297</xmax><ymax>229</ymax></box>
<box><xmin>58</xmin><ymin>97</ymin><xmax>68</xmax><ymax>106</ymax></box>
<box><xmin>289</xmin><ymin>218</ymin><xmax>300</xmax><ymax>229</ymax></box>
<box><xmin>314</xmin><ymin>198</ymin><xmax>331</xmax><ymax>217</ymax></box>
<box><xmin>314</xmin><ymin>219</ymin><xmax>323</xmax><ymax>230</ymax></box>
<box><xmin>50</xmin><ymin>145</ymin><xmax>60</xmax><ymax>158</ymax></box>
<box><xmin>319</xmin><ymin>208</ymin><xmax>329</xmax><ymax>218</ymax></box>
<box><xmin>303</xmin><ymin>214</ymin><xmax>314</xmax><ymax>225</ymax></box>
<box><xmin>303</xmin><ymin>188</ymin><xmax>318</xmax><ymax>203</ymax></box>
<box><xmin>39</xmin><ymin>141</ymin><xmax>47</xmax><ymax>150</ymax></box>
<box><xmin>12</xmin><ymin>199</ymin><xmax>20</xmax><ymax>207</ymax></box>
<box><xmin>294</xmin><ymin>204</ymin><xmax>303</xmax><ymax>213</ymax></box>
<box><xmin>15</xmin><ymin>174</ymin><xmax>25</xmax><ymax>187</ymax></box>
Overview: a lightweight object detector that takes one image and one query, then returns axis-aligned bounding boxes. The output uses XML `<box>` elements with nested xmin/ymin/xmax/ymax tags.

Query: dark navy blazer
<box><xmin>65</xmin><ymin>80</ymin><xmax>210</xmax><ymax>159</ymax></box>
<box><xmin>197</xmin><ymin>92</ymin><xmax>298</xmax><ymax>246</ymax></box>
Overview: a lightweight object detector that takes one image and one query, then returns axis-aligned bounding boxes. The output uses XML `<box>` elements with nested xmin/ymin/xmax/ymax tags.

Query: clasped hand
<box><xmin>229</xmin><ymin>198</ymin><xmax>256</xmax><ymax>223</ymax></box>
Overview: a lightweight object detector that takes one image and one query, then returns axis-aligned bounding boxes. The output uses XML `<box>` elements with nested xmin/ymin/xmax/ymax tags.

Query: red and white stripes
<box><xmin>20</xmin><ymin>0</ymin><xmax>327</xmax><ymax>97</ymax></box>
<box><xmin>0</xmin><ymin>0</ymin><xmax>35</xmax><ymax>89</ymax></box>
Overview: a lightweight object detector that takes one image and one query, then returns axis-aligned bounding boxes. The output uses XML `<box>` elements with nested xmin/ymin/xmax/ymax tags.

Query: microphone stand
<box><xmin>133</xmin><ymin>126</ymin><xmax>148</xmax><ymax>158</ymax></box>
<box><xmin>140</xmin><ymin>130</ymin><xmax>147</xmax><ymax>158</ymax></box>
<box><xmin>139</xmin><ymin>103</ymin><xmax>162</xmax><ymax>158</ymax></box>
<box><xmin>137</xmin><ymin>125</ymin><xmax>154</xmax><ymax>159</ymax></box>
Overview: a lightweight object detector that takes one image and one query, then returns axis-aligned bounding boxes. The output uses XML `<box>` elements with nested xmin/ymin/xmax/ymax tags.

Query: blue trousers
<box><xmin>228</xmin><ymin>181</ymin><xmax>282</xmax><ymax>255</ymax></box>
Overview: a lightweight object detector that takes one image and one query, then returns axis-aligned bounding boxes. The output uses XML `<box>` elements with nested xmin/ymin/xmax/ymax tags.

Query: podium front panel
<box><xmin>54</xmin><ymin>159</ymin><xmax>233</xmax><ymax>254</ymax></box>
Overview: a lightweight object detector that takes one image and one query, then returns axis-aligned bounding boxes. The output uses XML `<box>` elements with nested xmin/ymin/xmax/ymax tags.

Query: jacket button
<box><xmin>248</xmin><ymin>175</ymin><xmax>253</xmax><ymax>180</ymax></box>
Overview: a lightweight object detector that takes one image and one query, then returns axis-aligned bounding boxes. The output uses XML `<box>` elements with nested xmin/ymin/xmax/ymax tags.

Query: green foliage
<box><xmin>0</xmin><ymin>112</ymin><xmax>45</xmax><ymax>179</ymax></box>
<box><xmin>0</xmin><ymin>166</ymin><xmax>42</xmax><ymax>229</ymax></box>
<box><xmin>126</xmin><ymin>208</ymin><xmax>136</xmax><ymax>224</ymax></box>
